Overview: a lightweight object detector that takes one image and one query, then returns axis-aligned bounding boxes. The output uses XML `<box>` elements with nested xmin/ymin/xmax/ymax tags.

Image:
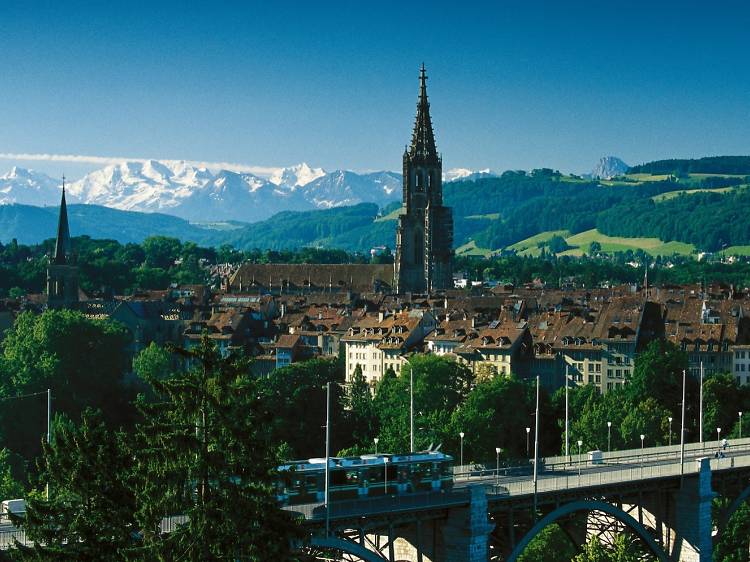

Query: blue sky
<box><xmin>1</xmin><ymin>0</ymin><xmax>749</xmax><ymax>178</ymax></box>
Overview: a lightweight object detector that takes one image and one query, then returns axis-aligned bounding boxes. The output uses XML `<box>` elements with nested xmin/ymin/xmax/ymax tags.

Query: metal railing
<box><xmin>494</xmin><ymin>453</ymin><xmax>750</xmax><ymax>497</ymax></box>
<box><xmin>283</xmin><ymin>489</ymin><xmax>472</xmax><ymax>520</ymax></box>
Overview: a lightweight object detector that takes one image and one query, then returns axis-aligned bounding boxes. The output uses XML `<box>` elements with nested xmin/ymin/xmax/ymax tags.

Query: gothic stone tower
<box><xmin>394</xmin><ymin>65</ymin><xmax>453</xmax><ymax>294</ymax></box>
<box><xmin>46</xmin><ymin>182</ymin><xmax>79</xmax><ymax>309</ymax></box>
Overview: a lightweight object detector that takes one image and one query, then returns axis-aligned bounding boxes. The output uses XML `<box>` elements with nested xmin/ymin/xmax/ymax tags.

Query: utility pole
<box><xmin>699</xmin><ymin>362</ymin><xmax>704</xmax><ymax>444</ymax></box>
<box><xmin>680</xmin><ymin>370</ymin><xmax>686</xmax><ymax>482</ymax></box>
<box><xmin>324</xmin><ymin>382</ymin><xmax>331</xmax><ymax>537</ymax></box>
<box><xmin>565</xmin><ymin>365</ymin><xmax>569</xmax><ymax>464</ymax></box>
<box><xmin>533</xmin><ymin>375</ymin><xmax>540</xmax><ymax>522</ymax></box>
<box><xmin>46</xmin><ymin>388</ymin><xmax>51</xmax><ymax>501</ymax></box>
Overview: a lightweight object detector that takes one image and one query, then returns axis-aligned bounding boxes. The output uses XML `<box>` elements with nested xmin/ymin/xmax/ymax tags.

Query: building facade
<box><xmin>394</xmin><ymin>65</ymin><xmax>453</xmax><ymax>294</ymax></box>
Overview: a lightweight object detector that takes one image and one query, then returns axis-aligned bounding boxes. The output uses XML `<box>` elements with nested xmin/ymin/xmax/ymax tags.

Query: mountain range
<box><xmin>0</xmin><ymin>161</ymin><xmax>496</xmax><ymax>223</ymax></box>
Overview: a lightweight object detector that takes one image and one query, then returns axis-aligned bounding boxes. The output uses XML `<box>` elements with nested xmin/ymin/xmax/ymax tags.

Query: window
<box><xmin>595</xmin><ymin>364</ymin><xmax>601</xmax><ymax>373</ymax></box>
<box><xmin>588</xmin><ymin>375</ymin><xmax>594</xmax><ymax>383</ymax></box>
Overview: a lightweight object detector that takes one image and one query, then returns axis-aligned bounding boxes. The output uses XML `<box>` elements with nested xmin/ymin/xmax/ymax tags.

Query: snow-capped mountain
<box><xmin>0</xmin><ymin>161</ymin><xmax>401</xmax><ymax>222</ymax></box>
<box><xmin>0</xmin><ymin>167</ymin><xmax>62</xmax><ymax>206</ymax></box>
<box><xmin>0</xmin><ymin>160</ymin><xmax>498</xmax><ymax>222</ymax></box>
<box><xmin>268</xmin><ymin>163</ymin><xmax>326</xmax><ymax>189</ymax></box>
<box><xmin>444</xmin><ymin>168</ymin><xmax>496</xmax><ymax>182</ymax></box>
<box><xmin>590</xmin><ymin>156</ymin><xmax>629</xmax><ymax>179</ymax></box>
<box><xmin>303</xmin><ymin>170</ymin><xmax>401</xmax><ymax>209</ymax></box>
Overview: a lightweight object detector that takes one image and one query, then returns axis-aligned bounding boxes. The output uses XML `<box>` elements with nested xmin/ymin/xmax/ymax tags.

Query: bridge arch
<box><xmin>506</xmin><ymin>500</ymin><xmax>670</xmax><ymax>562</ymax></box>
<box><xmin>308</xmin><ymin>535</ymin><xmax>387</xmax><ymax>562</ymax></box>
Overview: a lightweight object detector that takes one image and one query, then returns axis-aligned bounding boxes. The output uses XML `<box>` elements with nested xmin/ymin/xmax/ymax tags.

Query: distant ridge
<box><xmin>628</xmin><ymin>156</ymin><xmax>750</xmax><ymax>176</ymax></box>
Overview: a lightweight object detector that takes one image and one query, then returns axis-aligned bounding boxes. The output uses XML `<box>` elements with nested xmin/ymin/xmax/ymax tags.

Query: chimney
<box><xmin>471</xmin><ymin>316</ymin><xmax>476</xmax><ymax>328</ymax></box>
<box><xmin>280</xmin><ymin>303</ymin><xmax>286</xmax><ymax>318</ymax></box>
<box><xmin>378</xmin><ymin>311</ymin><xmax>384</xmax><ymax>322</ymax></box>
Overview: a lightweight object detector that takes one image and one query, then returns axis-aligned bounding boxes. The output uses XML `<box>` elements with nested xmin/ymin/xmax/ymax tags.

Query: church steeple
<box><xmin>53</xmin><ymin>176</ymin><xmax>71</xmax><ymax>265</ymax></box>
<box><xmin>47</xmin><ymin>175</ymin><xmax>79</xmax><ymax>309</ymax></box>
<box><xmin>395</xmin><ymin>65</ymin><xmax>453</xmax><ymax>294</ymax></box>
<box><xmin>409</xmin><ymin>63</ymin><xmax>438</xmax><ymax>161</ymax></box>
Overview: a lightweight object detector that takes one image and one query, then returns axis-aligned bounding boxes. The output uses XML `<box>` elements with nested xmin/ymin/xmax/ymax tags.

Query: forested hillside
<box><xmin>597</xmin><ymin>188</ymin><xmax>750</xmax><ymax>251</ymax></box>
<box><xmin>628</xmin><ymin>155</ymin><xmax>750</xmax><ymax>175</ymax></box>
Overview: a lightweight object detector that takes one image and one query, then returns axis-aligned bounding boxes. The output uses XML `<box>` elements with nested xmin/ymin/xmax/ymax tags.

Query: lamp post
<box><xmin>565</xmin><ymin>365</ymin><xmax>570</xmax><ymax>464</ymax></box>
<box><xmin>459</xmin><ymin>432</ymin><xmax>465</xmax><ymax>469</ymax></box>
<box><xmin>374</xmin><ymin>437</ymin><xmax>379</xmax><ymax>455</ymax></box>
<box><xmin>717</xmin><ymin>427</ymin><xmax>722</xmax><ymax>448</ymax></box>
<box><xmin>408</xmin><ymin>358</ymin><xmax>414</xmax><ymax>452</ymax></box>
<box><xmin>324</xmin><ymin>382</ymin><xmax>331</xmax><ymax>537</ymax></box>
<box><xmin>640</xmin><ymin>434</ymin><xmax>645</xmax><ymax>471</ymax></box>
<box><xmin>526</xmin><ymin>427</ymin><xmax>531</xmax><ymax>457</ymax></box>
<box><xmin>699</xmin><ymin>362</ymin><xmax>704</xmax><ymax>443</ymax></box>
<box><xmin>495</xmin><ymin>447</ymin><xmax>501</xmax><ymax>485</ymax></box>
<box><xmin>607</xmin><ymin>421</ymin><xmax>612</xmax><ymax>453</ymax></box>
<box><xmin>739</xmin><ymin>412</ymin><xmax>743</xmax><ymax>439</ymax></box>
<box><xmin>577</xmin><ymin>440</ymin><xmax>583</xmax><ymax>479</ymax></box>
<box><xmin>680</xmin><ymin>370</ymin><xmax>686</xmax><ymax>482</ymax></box>
<box><xmin>668</xmin><ymin>417</ymin><xmax>673</xmax><ymax>447</ymax></box>
<box><xmin>532</xmin><ymin>375</ymin><xmax>540</xmax><ymax>522</ymax></box>
<box><xmin>384</xmin><ymin>457</ymin><xmax>389</xmax><ymax>494</ymax></box>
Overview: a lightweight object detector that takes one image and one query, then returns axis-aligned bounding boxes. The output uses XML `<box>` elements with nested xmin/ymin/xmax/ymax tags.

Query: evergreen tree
<box><xmin>13</xmin><ymin>409</ymin><xmax>137</xmax><ymax>560</ymax></box>
<box><xmin>133</xmin><ymin>336</ymin><xmax>299</xmax><ymax>561</ymax></box>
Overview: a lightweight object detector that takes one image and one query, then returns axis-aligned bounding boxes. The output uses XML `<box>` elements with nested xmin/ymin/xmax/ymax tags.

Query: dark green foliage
<box><xmin>339</xmin><ymin>366</ymin><xmax>378</xmax><ymax>455</ymax></box>
<box><xmin>263</xmin><ymin>358</ymin><xmax>350</xmax><ymax>459</ymax></box>
<box><xmin>14</xmin><ymin>409</ymin><xmax>137</xmax><ymax>560</ymax></box>
<box><xmin>450</xmin><ymin>374</ymin><xmax>556</xmax><ymax>463</ymax></box>
<box><xmin>134</xmin><ymin>336</ymin><xmax>299</xmax><ymax>561</ymax></box>
<box><xmin>0</xmin><ymin>310</ymin><xmax>134</xmax><ymax>461</ymax></box>
<box><xmin>572</xmin><ymin>534</ymin><xmax>654</xmax><ymax>561</ymax></box>
<box><xmin>628</xmin><ymin>156</ymin><xmax>750</xmax><ymax>175</ymax></box>
<box><xmin>714</xmin><ymin>501</ymin><xmax>750</xmax><ymax>562</ymax></box>
<box><xmin>597</xmin><ymin>189</ymin><xmax>750</xmax><ymax>251</ymax></box>
<box><xmin>372</xmin><ymin>355</ymin><xmax>473</xmax><ymax>454</ymax></box>
<box><xmin>517</xmin><ymin>524</ymin><xmax>577</xmax><ymax>562</ymax></box>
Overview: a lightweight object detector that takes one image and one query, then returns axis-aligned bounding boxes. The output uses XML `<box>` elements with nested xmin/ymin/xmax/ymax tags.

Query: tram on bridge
<box><xmin>276</xmin><ymin>451</ymin><xmax>454</xmax><ymax>505</ymax></box>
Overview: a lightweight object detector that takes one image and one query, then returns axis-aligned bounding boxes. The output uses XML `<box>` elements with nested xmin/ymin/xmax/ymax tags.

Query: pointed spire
<box><xmin>53</xmin><ymin>176</ymin><xmax>71</xmax><ymax>265</ymax></box>
<box><xmin>409</xmin><ymin>63</ymin><xmax>438</xmax><ymax>160</ymax></box>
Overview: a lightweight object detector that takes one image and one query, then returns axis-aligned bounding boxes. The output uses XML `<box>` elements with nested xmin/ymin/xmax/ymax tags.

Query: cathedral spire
<box><xmin>409</xmin><ymin>63</ymin><xmax>438</xmax><ymax>160</ymax></box>
<box><xmin>53</xmin><ymin>176</ymin><xmax>71</xmax><ymax>265</ymax></box>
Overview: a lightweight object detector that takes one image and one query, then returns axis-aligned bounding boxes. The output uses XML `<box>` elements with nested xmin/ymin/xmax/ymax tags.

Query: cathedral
<box><xmin>394</xmin><ymin>65</ymin><xmax>454</xmax><ymax>294</ymax></box>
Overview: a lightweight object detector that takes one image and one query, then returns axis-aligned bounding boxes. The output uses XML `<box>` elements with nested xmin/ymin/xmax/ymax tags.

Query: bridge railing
<box><xmin>453</xmin><ymin>437</ymin><xmax>750</xmax><ymax>480</ymax></box>
<box><xmin>283</xmin><ymin>489</ymin><xmax>472</xmax><ymax>521</ymax></box>
<box><xmin>494</xmin><ymin>453</ymin><xmax>750</xmax><ymax>497</ymax></box>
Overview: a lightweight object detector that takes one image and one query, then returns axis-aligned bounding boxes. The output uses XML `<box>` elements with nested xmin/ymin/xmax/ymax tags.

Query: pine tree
<box><xmin>133</xmin><ymin>336</ymin><xmax>299</xmax><ymax>561</ymax></box>
<box><xmin>13</xmin><ymin>409</ymin><xmax>137</xmax><ymax>560</ymax></box>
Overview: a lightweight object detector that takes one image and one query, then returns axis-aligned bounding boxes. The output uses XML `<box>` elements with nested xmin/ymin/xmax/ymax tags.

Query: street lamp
<box><xmin>577</xmin><ymin>440</ymin><xmax>583</xmax><ymax>478</ymax></box>
<box><xmin>607</xmin><ymin>421</ymin><xmax>612</xmax><ymax>453</ymax></box>
<box><xmin>495</xmin><ymin>447</ymin><xmax>501</xmax><ymax>485</ymax></box>
<box><xmin>526</xmin><ymin>427</ymin><xmax>531</xmax><ymax>457</ymax></box>
<box><xmin>459</xmin><ymin>432</ymin><xmax>465</xmax><ymax>468</ymax></box>
<box><xmin>374</xmin><ymin>437</ymin><xmax>379</xmax><ymax>455</ymax></box>
<box><xmin>717</xmin><ymin>427</ymin><xmax>722</xmax><ymax>447</ymax></box>
<box><xmin>668</xmin><ymin>417</ymin><xmax>673</xmax><ymax>447</ymax></box>
<box><xmin>640</xmin><ymin>434</ymin><xmax>645</xmax><ymax>471</ymax></box>
<box><xmin>383</xmin><ymin>457</ymin><xmax>389</xmax><ymax>495</ymax></box>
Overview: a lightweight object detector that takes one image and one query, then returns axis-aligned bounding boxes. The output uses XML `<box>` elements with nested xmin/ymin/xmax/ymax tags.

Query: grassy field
<box><xmin>506</xmin><ymin>230</ymin><xmax>570</xmax><ymax>256</ymax></box>
<box><xmin>465</xmin><ymin>213</ymin><xmax>500</xmax><ymax>220</ymax></box>
<box><xmin>374</xmin><ymin>207</ymin><xmax>403</xmax><ymax>222</ymax></box>
<box><xmin>652</xmin><ymin>187</ymin><xmax>736</xmax><ymax>202</ymax></box>
<box><xmin>724</xmin><ymin>246</ymin><xmax>750</xmax><ymax>256</ymax></box>
<box><xmin>455</xmin><ymin>240</ymin><xmax>495</xmax><ymax>258</ymax></box>
<box><xmin>559</xmin><ymin>229</ymin><xmax>695</xmax><ymax>257</ymax></box>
